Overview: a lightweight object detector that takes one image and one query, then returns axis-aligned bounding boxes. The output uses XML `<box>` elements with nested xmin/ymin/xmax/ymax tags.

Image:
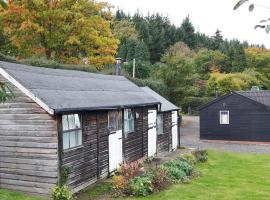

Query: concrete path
<box><xmin>180</xmin><ymin>116</ymin><xmax>270</xmax><ymax>154</ymax></box>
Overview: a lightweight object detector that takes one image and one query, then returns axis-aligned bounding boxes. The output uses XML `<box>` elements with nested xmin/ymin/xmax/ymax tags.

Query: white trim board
<box><xmin>0</xmin><ymin>67</ymin><xmax>55</xmax><ymax>115</ymax></box>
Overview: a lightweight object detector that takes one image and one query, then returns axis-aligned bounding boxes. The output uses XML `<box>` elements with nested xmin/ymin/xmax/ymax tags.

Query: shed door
<box><xmin>108</xmin><ymin>111</ymin><xmax>123</xmax><ymax>172</ymax></box>
<box><xmin>148</xmin><ymin>109</ymin><xmax>157</xmax><ymax>157</ymax></box>
<box><xmin>172</xmin><ymin>111</ymin><xmax>178</xmax><ymax>150</ymax></box>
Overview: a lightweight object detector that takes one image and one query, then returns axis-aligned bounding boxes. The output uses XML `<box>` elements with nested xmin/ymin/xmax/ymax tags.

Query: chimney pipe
<box><xmin>115</xmin><ymin>58</ymin><xmax>122</xmax><ymax>76</ymax></box>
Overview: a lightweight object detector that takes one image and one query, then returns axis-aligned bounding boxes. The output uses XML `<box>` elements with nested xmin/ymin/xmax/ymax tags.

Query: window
<box><xmin>62</xmin><ymin>114</ymin><xmax>82</xmax><ymax>150</ymax></box>
<box><xmin>220</xmin><ymin>111</ymin><xmax>229</xmax><ymax>124</ymax></box>
<box><xmin>124</xmin><ymin>109</ymin><xmax>134</xmax><ymax>134</ymax></box>
<box><xmin>157</xmin><ymin>114</ymin><xmax>164</xmax><ymax>135</ymax></box>
<box><xmin>108</xmin><ymin>110</ymin><xmax>122</xmax><ymax>132</ymax></box>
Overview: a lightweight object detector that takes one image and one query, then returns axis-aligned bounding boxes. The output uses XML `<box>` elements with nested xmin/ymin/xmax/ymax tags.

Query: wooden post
<box><xmin>132</xmin><ymin>58</ymin><xmax>136</xmax><ymax>78</ymax></box>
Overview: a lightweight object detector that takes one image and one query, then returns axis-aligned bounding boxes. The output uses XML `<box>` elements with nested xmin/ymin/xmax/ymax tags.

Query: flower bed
<box><xmin>112</xmin><ymin>150</ymin><xmax>208</xmax><ymax>197</ymax></box>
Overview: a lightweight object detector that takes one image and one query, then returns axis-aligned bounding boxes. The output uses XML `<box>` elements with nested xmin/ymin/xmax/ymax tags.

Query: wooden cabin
<box><xmin>200</xmin><ymin>91</ymin><xmax>270</xmax><ymax>142</ymax></box>
<box><xmin>0</xmin><ymin>61</ymin><xmax>179</xmax><ymax>196</ymax></box>
<box><xmin>141</xmin><ymin>87</ymin><xmax>180</xmax><ymax>154</ymax></box>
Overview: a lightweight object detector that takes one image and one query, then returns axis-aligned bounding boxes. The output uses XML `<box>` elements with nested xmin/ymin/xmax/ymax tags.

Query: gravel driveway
<box><xmin>180</xmin><ymin>116</ymin><xmax>270</xmax><ymax>154</ymax></box>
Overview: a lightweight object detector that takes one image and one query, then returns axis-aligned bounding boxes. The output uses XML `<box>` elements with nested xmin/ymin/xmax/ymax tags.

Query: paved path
<box><xmin>180</xmin><ymin>116</ymin><xmax>270</xmax><ymax>154</ymax></box>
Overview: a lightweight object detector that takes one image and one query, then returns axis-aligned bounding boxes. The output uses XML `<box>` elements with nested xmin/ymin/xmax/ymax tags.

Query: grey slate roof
<box><xmin>235</xmin><ymin>90</ymin><xmax>270</xmax><ymax>108</ymax></box>
<box><xmin>141</xmin><ymin>87</ymin><xmax>179</xmax><ymax>112</ymax></box>
<box><xmin>0</xmin><ymin>61</ymin><xmax>160</xmax><ymax>114</ymax></box>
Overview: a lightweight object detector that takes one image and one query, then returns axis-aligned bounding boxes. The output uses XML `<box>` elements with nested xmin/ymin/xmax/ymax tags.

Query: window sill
<box><xmin>63</xmin><ymin>145</ymin><xmax>84</xmax><ymax>153</ymax></box>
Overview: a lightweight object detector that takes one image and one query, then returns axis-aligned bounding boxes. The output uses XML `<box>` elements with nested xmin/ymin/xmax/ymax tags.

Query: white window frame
<box><xmin>157</xmin><ymin>113</ymin><xmax>164</xmax><ymax>135</ymax></box>
<box><xmin>220</xmin><ymin>110</ymin><xmax>229</xmax><ymax>125</ymax></box>
<box><xmin>124</xmin><ymin>108</ymin><xmax>135</xmax><ymax>134</ymax></box>
<box><xmin>62</xmin><ymin>114</ymin><xmax>83</xmax><ymax>150</ymax></box>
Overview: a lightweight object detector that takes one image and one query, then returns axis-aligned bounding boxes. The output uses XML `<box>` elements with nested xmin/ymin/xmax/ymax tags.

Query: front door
<box><xmin>148</xmin><ymin>109</ymin><xmax>157</xmax><ymax>157</ymax></box>
<box><xmin>108</xmin><ymin>111</ymin><xmax>123</xmax><ymax>172</ymax></box>
<box><xmin>172</xmin><ymin>111</ymin><xmax>178</xmax><ymax>150</ymax></box>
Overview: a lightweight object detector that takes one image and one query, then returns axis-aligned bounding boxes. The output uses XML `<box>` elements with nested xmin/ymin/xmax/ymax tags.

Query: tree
<box><xmin>176</xmin><ymin>16</ymin><xmax>197</xmax><ymax>49</ymax></box>
<box><xmin>163</xmin><ymin>41</ymin><xmax>194</xmax><ymax>58</ymax></box>
<box><xmin>0</xmin><ymin>0</ymin><xmax>119</xmax><ymax>68</ymax></box>
<box><xmin>206</xmin><ymin>70</ymin><xmax>262</xmax><ymax>96</ymax></box>
<box><xmin>211</xmin><ymin>29</ymin><xmax>223</xmax><ymax>50</ymax></box>
<box><xmin>194</xmin><ymin>49</ymin><xmax>230</xmax><ymax>79</ymax></box>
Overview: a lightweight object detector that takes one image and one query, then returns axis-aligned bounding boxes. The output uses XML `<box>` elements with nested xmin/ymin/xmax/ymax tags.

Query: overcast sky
<box><xmin>106</xmin><ymin>0</ymin><xmax>270</xmax><ymax>48</ymax></box>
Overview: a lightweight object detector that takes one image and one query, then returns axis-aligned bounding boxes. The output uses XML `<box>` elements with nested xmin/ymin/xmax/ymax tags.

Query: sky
<box><xmin>105</xmin><ymin>0</ymin><xmax>270</xmax><ymax>48</ymax></box>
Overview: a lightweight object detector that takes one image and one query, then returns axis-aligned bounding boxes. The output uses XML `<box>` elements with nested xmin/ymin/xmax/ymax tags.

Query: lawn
<box><xmin>2</xmin><ymin>150</ymin><xmax>270</xmax><ymax>200</ymax></box>
<box><xmin>122</xmin><ymin>150</ymin><xmax>270</xmax><ymax>200</ymax></box>
<box><xmin>0</xmin><ymin>189</ymin><xmax>42</xmax><ymax>200</ymax></box>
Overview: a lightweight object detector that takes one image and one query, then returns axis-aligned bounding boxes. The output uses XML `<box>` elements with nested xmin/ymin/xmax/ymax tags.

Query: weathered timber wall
<box><xmin>0</xmin><ymin>75</ymin><xmax>58</xmax><ymax>196</ymax></box>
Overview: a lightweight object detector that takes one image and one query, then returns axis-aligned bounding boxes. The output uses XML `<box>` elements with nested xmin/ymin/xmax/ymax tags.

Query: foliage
<box><xmin>192</xmin><ymin>150</ymin><xmax>208</xmax><ymax>163</ymax></box>
<box><xmin>0</xmin><ymin>82</ymin><xmax>14</xmax><ymax>103</ymax></box>
<box><xmin>52</xmin><ymin>185</ymin><xmax>72</xmax><ymax>200</ymax></box>
<box><xmin>0</xmin><ymin>188</ymin><xmax>42</xmax><ymax>200</ymax></box>
<box><xmin>176</xmin><ymin>16</ymin><xmax>196</xmax><ymax>49</ymax></box>
<box><xmin>0</xmin><ymin>0</ymin><xmax>119</xmax><ymax>68</ymax></box>
<box><xmin>206</xmin><ymin>70</ymin><xmax>263</xmax><ymax>96</ymax></box>
<box><xmin>180</xmin><ymin>153</ymin><xmax>197</xmax><ymax>166</ymax></box>
<box><xmin>112</xmin><ymin>175</ymin><xmax>129</xmax><ymax>196</ymax></box>
<box><xmin>151</xmin><ymin>167</ymin><xmax>170</xmax><ymax>191</ymax></box>
<box><xmin>123</xmin><ymin>61</ymin><xmax>152</xmax><ymax>79</ymax></box>
<box><xmin>162</xmin><ymin>159</ymin><xmax>193</xmax><ymax>182</ymax></box>
<box><xmin>129</xmin><ymin>174</ymin><xmax>153</xmax><ymax>196</ymax></box>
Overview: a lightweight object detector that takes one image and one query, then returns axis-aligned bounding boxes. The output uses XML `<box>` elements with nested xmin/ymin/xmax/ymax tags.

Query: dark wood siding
<box><xmin>0</xmin><ymin>75</ymin><xmax>58</xmax><ymax>196</ymax></box>
<box><xmin>200</xmin><ymin>93</ymin><xmax>270</xmax><ymax>141</ymax></box>
<box><xmin>123</xmin><ymin>107</ymin><xmax>152</xmax><ymax>162</ymax></box>
<box><xmin>157</xmin><ymin>111</ymin><xmax>172</xmax><ymax>153</ymax></box>
<box><xmin>62</xmin><ymin>111</ymin><xmax>109</xmax><ymax>193</ymax></box>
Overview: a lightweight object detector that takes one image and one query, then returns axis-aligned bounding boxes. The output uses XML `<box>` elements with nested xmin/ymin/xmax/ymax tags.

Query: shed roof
<box><xmin>199</xmin><ymin>90</ymin><xmax>270</xmax><ymax>110</ymax></box>
<box><xmin>235</xmin><ymin>90</ymin><xmax>270</xmax><ymax>108</ymax></box>
<box><xmin>0</xmin><ymin>61</ymin><xmax>160</xmax><ymax>114</ymax></box>
<box><xmin>141</xmin><ymin>87</ymin><xmax>179</xmax><ymax>112</ymax></box>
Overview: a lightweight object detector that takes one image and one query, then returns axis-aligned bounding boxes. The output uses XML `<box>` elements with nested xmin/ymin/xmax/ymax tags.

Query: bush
<box><xmin>162</xmin><ymin>159</ymin><xmax>193</xmax><ymax>182</ymax></box>
<box><xmin>52</xmin><ymin>185</ymin><xmax>72</xmax><ymax>200</ymax></box>
<box><xmin>193</xmin><ymin>150</ymin><xmax>208</xmax><ymax>163</ymax></box>
<box><xmin>112</xmin><ymin>175</ymin><xmax>129</xmax><ymax>196</ymax></box>
<box><xmin>151</xmin><ymin>167</ymin><xmax>170</xmax><ymax>191</ymax></box>
<box><xmin>180</xmin><ymin>154</ymin><xmax>197</xmax><ymax>166</ymax></box>
<box><xmin>129</xmin><ymin>174</ymin><xmax>153</xmax><ymax>196</ymax></box>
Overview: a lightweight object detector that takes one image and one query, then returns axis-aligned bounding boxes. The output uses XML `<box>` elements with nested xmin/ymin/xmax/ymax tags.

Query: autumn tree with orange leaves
<box><xmin>0</xmin><ymin>0</ymin><xmax>119</xmax><ymax>69</ymax></box>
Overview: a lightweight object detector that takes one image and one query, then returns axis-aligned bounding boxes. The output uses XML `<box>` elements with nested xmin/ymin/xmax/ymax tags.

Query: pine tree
<box><xmin>211</xmin><ymin>29</ymin><xmax>223</xmax><ymax>50</ymax></box>
<box><xmin>134</xmin><ymin>40</ymin><xmax>150</xmax><ymax>62</ymax></box>
<box><xmin>177</xmin><ymin>16</ymin><xmax>197</xmax><ymax>49</ymax></box>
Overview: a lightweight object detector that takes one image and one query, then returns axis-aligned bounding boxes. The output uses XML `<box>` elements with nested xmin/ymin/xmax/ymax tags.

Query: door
<box><xmin>172</xmin><ymin>111</ymin><xmax>178</xmax><ymax>150</ymax></box>
<box><xmin>108</xmin><ymin>111</ymin><xmax>123</xmax><ymax>172</ymax></box>
<box><xmin>148</xmin><ymin>109</ymin><xmax>157</xmax><ymax>157</ymax></box>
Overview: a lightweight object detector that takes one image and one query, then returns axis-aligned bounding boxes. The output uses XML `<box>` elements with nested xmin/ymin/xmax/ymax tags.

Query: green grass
<box><xmin>121</xmin><ymin>150</ymin><xmax>270</xmax><ymax>200</ymax></box>
<box><xmin>0</xmin><ymin>189</ymin><xmax>42</xmax><ymax>200</ymax></box>
<box><xmin>2</xmin><ymin>150</ymin><xmax>270</xmax><ymax>200</ymax></box>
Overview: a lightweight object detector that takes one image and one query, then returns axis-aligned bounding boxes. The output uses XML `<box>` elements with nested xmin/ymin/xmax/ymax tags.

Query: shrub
<box><xmin>162</xmin><ymin>159</ymin><xmax>193</xmax><ymax>182</ymax></box>
<box><xmin>151</xmin><ymin>167</ymin><xmax>170</xmax><ymax>191</ymax></box>
<box><xmin>180</xmin><ymin>153</ymin><xmax>197</xmax><ymax>166</ymax></box>
<box><xmin>129</xmin><ymin>174</ymin><xmax>153</xmax><ymax>196</ymax></box>
<box><xmin>52</xmin><ymin>185</ymin><xmax>72</xmax><ymax>200</ymax></box>
<box><xmin>193</xmin><ymin>150</ymin><xmax>208</xmax><ymax>163</ymax></box>
<box><xmin>112</xmin><ymin>175</ymin><xmax>129</xmax><ymax>196</ymax></box>
<box><xmin>112</xmin><ymin>158</ymin><xmax>144</xmax><ymax>196</ymax></box>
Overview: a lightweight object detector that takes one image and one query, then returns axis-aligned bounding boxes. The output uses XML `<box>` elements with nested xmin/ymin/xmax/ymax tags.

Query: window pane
<box><xmin>77</xmin><ymin>130</ymin><xmax>82</xmax><ymax>146</ymax></box>
<box><xmin>62</xmin><ymin>115</ymin><xmax>69</xmax><ymax>131</ymax></box>
<box><xmin>220</xmin><ymin>111</ymin><xmax>229</xmax><ymax>124</ymax></box>
<box><xmin>74</xmin><ymin>114</ymin><xmax>81</xmax><ymax>128</ymax></box>
<box><xmin>63</xmin><ymin>132</ymin><xmax>70</xmax><ymax>150</ymax></box>
<box><xmin>157</xmin><ymin>114</ymin><xmax>164</xmax><ymax>135</ymax></box>
<box><xmin>68</xmin><ymin>115</ymin><xmax>75</xmax><ymax>129</ymax></box>
<box><xmin>108</xmin><ymin>111</ymin><xmax>118</xmax><ymax>131</ymax></box>
<box><xmin>69</xmin><ymin>131</ymin><xmax>76</xmax><ymax>148</ymax></box>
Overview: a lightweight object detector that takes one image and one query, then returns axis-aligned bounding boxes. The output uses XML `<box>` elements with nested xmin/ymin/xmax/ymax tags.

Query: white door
<box><xmin>109</xmin><ymin>130</ymin><xmax>123</xmax><ymax>172</ymax></box>
<box><xmin>148</xmin><ymin>109</ymin><xmax>157</xmax><ymax>157</ymax></box>
<box><xmin>172</xmin><ymin>111</ymin><xmax>178</xmax><ymax>150</ymax></box>
<box><xmin>108</xmin><ymin>111</ymin><xmax>123</xmax><ymax>173</ymax></box>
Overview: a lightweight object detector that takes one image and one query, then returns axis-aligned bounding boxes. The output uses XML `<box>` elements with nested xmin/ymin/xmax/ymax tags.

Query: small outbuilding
<box><xmin>200</xmin><ymin>90</ymin><xmax>270</xmax><ymax>142</ymax></box>
<box><xmin>141</xmin><ymin>87</ymin><xmax>180</xmax><ymax>154</ymax></box>
<box><xmin>0</xmin><ymin>61</ymin><xmax>179</xmax><ymax>196</ymax></box>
